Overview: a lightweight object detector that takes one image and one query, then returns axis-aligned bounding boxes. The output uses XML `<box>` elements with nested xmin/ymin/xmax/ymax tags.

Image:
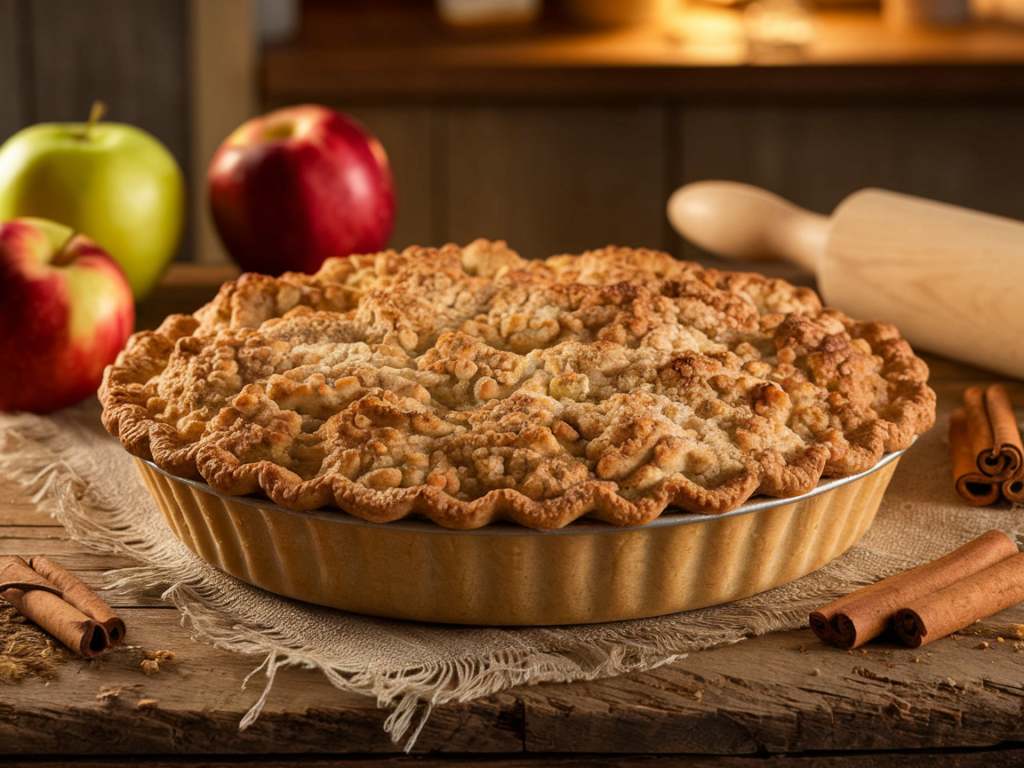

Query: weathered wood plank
<box><xmin>0</xmin><ymin>0</ymin><xmax>30</xmax><ymax>138</ymax></box>
<box><xmin>0</xmin><ymin>542</ymin><xmax>144</xmax><ymax>572</ymax></box>
<box><xmin>0</xmin><ymin>606</ymin><xmax>522</xmax><ymax>755</ymax></box>
<box><xmin>0</xmin><ymin>525</ymin><xmax>71</xmax><ymax>541</ymax></box>
<box><xmin>521</xmin><ymin>605</ymin><xmax>1024</xmax><ymax>755</ymax></box>
<box><xmin>8</xmin><ymin>574</ymin><xmax>1024</xmax><ymax>757</ymax></box>
<box><xmin>0</xmin><ymin>508</ymin><xmax>64</xmax><ymax>527</ymax></box>
<box><xmin>9</xmin><ymin>754</ymin><xmax>1024</xmax><ymax>768</ymax></box>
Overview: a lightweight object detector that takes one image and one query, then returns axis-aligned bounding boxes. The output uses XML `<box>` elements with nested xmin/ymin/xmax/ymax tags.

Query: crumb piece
<box><xmin>847</xmin><ymin>650</ymin><xmax>854</xmax><ymax>655</ymax></box>
<box><xmin>997</xmin><ymin>637</ymin><xmax>1005</xmax><ymax>643</ymax></box>
<box><xmin>914</xmin><ymin>658</ymin><xmax>921</xmax><ymax>663</ymax></box>
<box><xmin>811</xmin><ymin>668</ymin><xmax>820</xmax><ymax>676</ymax></box>
<box><xmin>137</xmin><ymin>699</ymin><xmax>158</xmax><ymax>710</ymax></box>
<box><xmin>693</xmin><ymin>690</ymin><xmax>703</xmax><ymax>701</ymax></box>
<box><xmin>1009</xmin><ymin>624</ymin><xmax>1024</xmax><ymax>640</ymax></box>
<box><xmin>978</xmin><ymin>642</ymin><xmax>990</xmax><ymax>650</ymax></box>
<box><xmin>861</xmin><ymin>648</ymin><xmax>868</xmax><ymax>654</ymax></box>
<box><xmin>951</xmin><ymin>634</ymin><xmax>962</xmax><ymax>641</ymax></box>
<box><xmin>96</xmin><ymin>686</ymin><xmax>122</xmax><ymax>702</ymax></box>
<box><xmin>887</xmin><ymin>663</ymin><xmax>896</xmax><ymax>670</ymax></box>
<box><xmin>140</xmin><ymin>649</ymin><xmax>176</xmax><ymax>676</ymax></box>
<box><xmin>799</xmin><ymin>645</ymin><xmax>806</xmax><ymax>653</ymax></box>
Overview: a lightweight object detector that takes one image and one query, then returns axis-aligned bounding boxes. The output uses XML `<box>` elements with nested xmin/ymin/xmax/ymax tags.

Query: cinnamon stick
<box><xmin>953</xmin><ymin>384</ymin><xmax>1024</xmax><ymax>505</ymax></box>
<box><xmin>810</xmin><ymin>530</ymin><xmax>1018</xmax><ymax>649</ymax></box>
<box><xmin>0</xmin><ymin>556</ymin><xmax>108</xmax><ymax>658</ymax></box>
<box><xmin>808</xmin><ymin>612</ymin><xmax>835</xmax><ymax>644</ymax></box>
<box><xmin>0</xmin><ymin>556</ymin><xmax>63</xmax><ymax>597</ymax></box>
<box><xmin>28</xmin><ymin>556</ymin><xmax>126</xmax><ymax>646</ymax></box>
<box><xmin>978</xmin><ymin>385</ymin><xmax>1024</xmax><ymax>480</ymax></box>
<box><xmin>950</xmin><ymin>408</ymin><xmax>1000</xmax><ymax>506</ymax></box>
<box><xmin>963</xmin><ymin>386</ymin><xmax>996</xmax><ymax>471</ymax></box>
<box><xmin>895</xmin><ymin>552</ymin><xmax>1024</xmax><ymax>648</ymax></box>
<box><xmin>1004</xmin><ymin>476</ymin><xmax>1024</xmax><ymax>505</ymax></box>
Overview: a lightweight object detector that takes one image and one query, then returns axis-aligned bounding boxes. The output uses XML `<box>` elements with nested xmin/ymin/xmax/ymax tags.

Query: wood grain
<box><xmin>0</xmin><ymin>0</ymin><xmax>30</xmax><ymax>139</ymax></box>
<box><xmin>28</xmin><ymin>0</ymin><xmax>188</xmax><ymax>165</ymax></box>
<box><xmin>522</xmin><ymin>610</ymin><xmax>1024</xmax><ymax>754</ymax></box>
<box><xmin>0</xmin><ymin>606</ymin><xmax>521</xmax><ymax>755</ymax></box>
<box><xmin>819</xmin><ymin>189</ymin><xmax>1024</xmax><ymax>378</ymax></box>
<box><xmin>675</xmin><ymin>104</ymin><xmax>1024</xmax><ymax>226</ymax></box>
<box><xmin>444</xmin><ymin>105</ymin><xmax>668</xmax><ymax>259</ymax></box>
<box><xmin>7</xmin><ymin>758</ymin><xmax>1024</xmax><ymax>768</ymax></box>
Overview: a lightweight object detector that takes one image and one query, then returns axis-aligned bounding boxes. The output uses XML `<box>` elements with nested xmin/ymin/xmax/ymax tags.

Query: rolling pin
<box><xmin>667</xmin><ymin>181</ymin><xmax>1024</xmax><ymax>380</ymax></box>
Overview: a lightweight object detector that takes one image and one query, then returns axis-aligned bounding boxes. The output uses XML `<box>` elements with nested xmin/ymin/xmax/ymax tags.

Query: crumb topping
<box><xmin>101</xmin><ymin>240</ymin><xmax>935</xmax><ymax>529</ymax></box>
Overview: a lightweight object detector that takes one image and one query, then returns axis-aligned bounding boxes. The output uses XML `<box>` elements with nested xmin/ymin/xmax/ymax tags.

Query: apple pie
<box><xmin>100</xmin><ymin>240</ymin><xmax>935</xmax><ymax>530</ymax></box>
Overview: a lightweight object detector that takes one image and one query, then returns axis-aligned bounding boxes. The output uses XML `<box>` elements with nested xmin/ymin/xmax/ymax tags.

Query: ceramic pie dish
<box><xmin>101</xmin><ymin>239</ymin><xmax>935</xmax><ymax>625</ymax></box>
<box><xmin>135</xmin><ymin>447</ymin><xmax>903</xmax><ymax>625</ymax></box>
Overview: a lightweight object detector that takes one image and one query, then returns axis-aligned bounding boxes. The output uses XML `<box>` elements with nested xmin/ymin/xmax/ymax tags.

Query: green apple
<box><xmin>0</xmin><ymin>103</ymin><xmax>185</xmax><ymax>300</ymax></box>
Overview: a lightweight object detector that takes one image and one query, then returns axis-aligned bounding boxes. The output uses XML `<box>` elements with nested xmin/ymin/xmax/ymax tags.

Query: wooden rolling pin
<box><xmin>667</xmin><ymin>181</ymin><xmax>1024</xmax><ymax>380</ymax></box>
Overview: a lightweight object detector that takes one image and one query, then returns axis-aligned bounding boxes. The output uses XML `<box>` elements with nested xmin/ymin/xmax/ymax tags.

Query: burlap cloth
<box><xmin>1</xmin><ymin>397</ymin><xmax>1021</xmax><ymax>748</ymax></box>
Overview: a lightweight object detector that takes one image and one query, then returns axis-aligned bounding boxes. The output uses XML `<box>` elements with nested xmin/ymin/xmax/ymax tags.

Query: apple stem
<box><xmin>81</xmin><ymin>101</ymin><xmax>107</xmax><ymax>140</ymax></box>
<box><xmin>50</xmin><ymin>232</ymin><xmax>80</xmax><ymax>267</ymax></box>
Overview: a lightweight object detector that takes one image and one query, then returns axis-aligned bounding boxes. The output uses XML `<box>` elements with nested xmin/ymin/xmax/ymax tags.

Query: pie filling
<box><xmin>101</xmin><ymin>240</ymin><xmax>935</xmax><ymax>530</ymax></box>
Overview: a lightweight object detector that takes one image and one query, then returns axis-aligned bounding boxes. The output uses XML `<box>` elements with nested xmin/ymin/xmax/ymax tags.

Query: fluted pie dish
<box><xmin>101</xmin><ymin>240</ymin><xmax>935</xmax><ymax>624</ymax></box>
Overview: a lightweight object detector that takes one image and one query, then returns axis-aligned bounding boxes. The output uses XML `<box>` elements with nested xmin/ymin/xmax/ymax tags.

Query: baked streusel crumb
<box><xmin>101</xmin><ymin>240</ymin><xmax>935</xmax><ymax>529</ymax></box>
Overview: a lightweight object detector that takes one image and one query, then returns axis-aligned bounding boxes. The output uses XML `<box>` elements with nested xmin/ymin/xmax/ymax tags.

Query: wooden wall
<box><xmin>0</xmin><ymin>0</ymin><xmax>191</xmax><ymax>258</ymax></box>
<box><xmin>302</xmin><ymin>98</ymin><xmax>1024</xmax><ymax>282</ymax></box>
<box><xmin>4</xmin><ymin>0</ymin><xmax>1023</xmax><ymax>276</ymax></box>
<box><xmin>0</xmin><ymin>0</ymin><xmax>258</xmax><ymax>265</ymax></box>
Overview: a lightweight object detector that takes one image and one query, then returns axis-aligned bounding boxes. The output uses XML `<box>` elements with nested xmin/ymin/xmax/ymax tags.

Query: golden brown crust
<box><xmin>100</xmin><ymin>240</ymin><xmax>935</xmax><ymax>530</ymax></box>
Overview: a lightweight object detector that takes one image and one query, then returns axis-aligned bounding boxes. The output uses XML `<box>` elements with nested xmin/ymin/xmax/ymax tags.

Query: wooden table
<box><xmin>3</xmin><ymin>265</ymin><xmax>1024</xmax><ymax>767</ymax></box>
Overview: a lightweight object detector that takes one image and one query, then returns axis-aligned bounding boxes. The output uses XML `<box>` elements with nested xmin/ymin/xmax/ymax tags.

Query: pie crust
<box><xmin>101</xmin><ymin>240</ymin><xmax>935</xmax><ymax>531</ymax></box>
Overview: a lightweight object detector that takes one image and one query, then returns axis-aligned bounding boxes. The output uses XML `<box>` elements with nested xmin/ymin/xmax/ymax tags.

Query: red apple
<box><xmin>207</xmin><ymin>105</ymin><xmax>396</xmax><ymax>276</ymax></box>
<box><xmin>0</xmin><ymin>217</ymin><xmax>135</xmax><ymax>413</ymax></box>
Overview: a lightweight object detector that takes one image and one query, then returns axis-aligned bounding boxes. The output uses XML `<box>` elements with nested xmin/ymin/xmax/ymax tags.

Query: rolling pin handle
<box><xmin>667</xmin><ymin>181</ymin><xmax>830</xmax><ymax>273</ymax></box>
